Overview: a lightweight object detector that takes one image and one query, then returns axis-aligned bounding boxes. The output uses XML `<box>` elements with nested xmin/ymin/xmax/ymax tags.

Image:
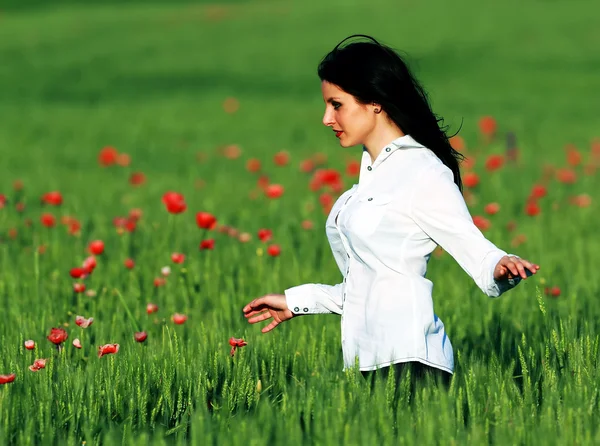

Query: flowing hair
<box><xmin>318</xmin><ymin>34</ymin><xmax>465</xmax><ymax>191</ymax></box>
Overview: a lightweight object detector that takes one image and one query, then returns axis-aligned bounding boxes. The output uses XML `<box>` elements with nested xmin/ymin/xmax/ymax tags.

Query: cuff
<box><xmin>284</xmin><ymin>284</ymin><xmax>330</xmax><ymax>315</ymax></box>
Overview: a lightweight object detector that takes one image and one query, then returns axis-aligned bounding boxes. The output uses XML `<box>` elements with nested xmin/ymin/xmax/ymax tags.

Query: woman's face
<box><xmin>321</xmin><ymin>81</ymin><xmax>377</xmax><ymax>148</ymax></box>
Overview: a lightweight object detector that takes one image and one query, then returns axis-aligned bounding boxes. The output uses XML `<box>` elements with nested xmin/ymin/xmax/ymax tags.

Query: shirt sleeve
<box><xmin>409</xmin><ymin>164</ymin><xmax>521</xmax><ymax>297</ymax></box>
<box><xmin>284</xmin><ymin>283</ymin><xmax>343</xmax><ymax>315</ymax></box>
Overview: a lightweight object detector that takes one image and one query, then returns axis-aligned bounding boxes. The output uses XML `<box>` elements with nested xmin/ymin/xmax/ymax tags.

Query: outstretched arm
<box><xmin>410</xmin><ymin>164</ymin><xmax>539</xmax><ymax>297</ymax></box>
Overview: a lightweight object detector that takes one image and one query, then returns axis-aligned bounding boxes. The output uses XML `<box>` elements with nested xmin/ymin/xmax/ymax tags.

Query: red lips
<box><xmin>335</xmin><ymin>131</ymin><xmax>343</xmax><ymax>138</ymax></box>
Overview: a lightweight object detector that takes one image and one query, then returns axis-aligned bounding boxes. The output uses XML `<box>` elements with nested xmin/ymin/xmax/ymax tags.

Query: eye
<box><xmin>332</xmin><ymin>101</ymin><xmax>341</xmax><ymax>110</ymax></box>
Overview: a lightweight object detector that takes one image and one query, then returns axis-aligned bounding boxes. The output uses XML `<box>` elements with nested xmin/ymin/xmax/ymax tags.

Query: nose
<box><xmin>322</xmin><ymin>107</ymin><xmax>335</xmax><ymax>127</ymax></box>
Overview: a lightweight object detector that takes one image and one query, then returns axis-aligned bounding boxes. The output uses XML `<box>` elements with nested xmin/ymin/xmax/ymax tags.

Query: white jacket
<box><xmin>284</xmin><ymin>134</ymin><xmax>520</xmax><ymax>373</ymax></box>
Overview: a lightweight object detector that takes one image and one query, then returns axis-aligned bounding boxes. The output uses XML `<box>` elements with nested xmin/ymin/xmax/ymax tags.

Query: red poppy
<box><xmin>544</xmin><ymin>286</ymin><xmax>561</xmax><ymax>297</ymax></box>
<box><xmin>484</xmin><ymin>202</ymin><xmax>500</xmax><ymax>215</ymax></box>
<box><xmin>319</xmin><ymin>192</ymin><xmax>334</xmax><ymax>214</ymax></box>
<box><xmin>116</xmin><ymin>153</ymin><xmax>130</xmax><ymax>167</ymax></box>
<box><xmin>273</xmin><ymin>151</ymin><xmax>290</xmax><ymax>166</ymax></box>
<box><xmin>83</xmin><ymin>256</ymin><xmax>97</xmax><ymax>274</ymax></box>
<box><xmin>301</xmin><ymin>220</ymin><xmax>314</xmax><ymax>230</ymax></box>
<box><xmin>257</xmin><ymin>175</ymin><xmax>270</xmax><ymax>191</ymax></box>
<box><xmin>153</xmin><ymin>277</ymin><xmax>166</xmax><ymax>287</ymax></box>
<box><xmin>124</xmin><ymin>258</ymin><xmax>135</xmax><ymax>269</ymax></box>
<box><xmin>41</xmin><ymin>191</ymin><xmax>63</xmax><ymax>206</ymax></box>
<box><xmin>569</xmin><ymin>194</ymin><xmax>591</xmax><ymax>208</ymax></box>
<box><xmin>0</xmin><ymin>194</ymin><xmax>7</xmax><ymax>209</ymax></box>
<box><xmin>246</xmin><ymin>159</ymin><xmax>261</xmax><ymax>173</ymax></box>
<box><xmin>529</xmin><ymin>184</ymin><xmax>547</xmax><ymax>199</ymax></box>
<box><xmin>88</xmin><ymin>240</ymin><xmax>105</xmax><ymax>255</ymax></box>
<box><xmin>462</xmin><ymin>157</ymin><xmax>476</xmax><ymax>170</ymax></box>
<box><xmin>75</xmin><ymin>315</ymin><xmax>94</xmax><ymax>328</ymax></box>
<box><xmin>73</xmin><ymin>338</ymin><xmax>82</xmax><ymax>349</ymax></box>
<box><xmin>346</xmin><ymin>160</ymin><xmax>360</xmax><ymax>177</ymax></box>
<box><xmin>463</xmin><ymin>172</ymin><xmax>480</xmax><ymax>188</ymax></box>
<box><xmin>98</xmin><ymin>343</ymin><xmax>120</xmax><ymax>358</ymax></box>
<box><xmin>221</xmin><ymin>144</ymin><xmax>242</xmax><ymax>159</ymax></box>
<box><xmin>73</xmin><ymin>283</ymin><xmax>86</xmax><ymax>293</ymax></box>
<box><xmin>196</xmin><ymin>212</ymin><xmax>217</xmax><ymax>230</ymax></box>
<box><xmin>47</xmin><ymin>327</ymin><xmax>68</xmax><ymax>345</ymax></box>
<box><xmin>449</xmin><ymin>135</ymin><xmax>466</xmax><ymax>152</ymax></box>
<box><xmin>267</xmin><ymin>244</ymin><xmax>281</xmax><ymax>257</ymax></box>
<box><xmin>172</xmin><ymin>313</ymin><xmax>188</xmax><ymax>325</ymax></box>
<box><xmin>299</xmin><ymin>159</ymin><xmax>315</xmax><ymax>173</ymax></box>
<box><xmin>99</xmin><ymin>146</ymin><xmax>118</xmax><ymax>166</ymax></box>
<box><xmin>257</xmin><ymin>229</ymin><xmax>272</xmax><ymax>243</ymax></box>
<box><xmin>129</xmin><ymin>172</ymin><xmax>146</xmax><ymax>186</ymax></box>
<box><xmin>134</xmin><ymin>331</ymin><xmax>148</xmax><ymax>342</ymax></box>
<box><xmin>28</xmin><ymin>358</ymin><xmax>47</xmax><ymax>372</ymax></box>
<box><xmin>556</xmin><ymin>168</ymin><xmax>577</xmax><ymax>184</ymax></box>
<box><xmin>70</xmin><ymin>267</ymin><xmax>86</xmax><ymax>279</ymax></box>
<box><xmin>525</xmin><ymin>201</ymin><xmax>541</xmax><ymax>216</ymax></box>
<box><xmin>162</xmin><ymin>192</ymin><xmax>187</xmax><ymax>214</ymax></box>
<box><xmin>310</xmin><ymin>169</ymin><xmax>343</xmax><ymax>192</ymax></box>
<box><xmin>0</xmin><ymin>374</ymin><xmax>16</xmax><ymax>384</ymax></box>
<box><xmin>229</xmin><ymin>337</ymin><xmax>247</xmax><ymax>357</ymax></box>
<box><xmin>199</xmin><ymin>239</ymin><xmax>215</xmax><ymax>250</ymax></box>
<box><xmin>565</xmin><ymin>145</ymin><xmax>581</xmax><ymax>167</ymax></box>
<box><xmin>472</xmin><ymin>215</ymin><xmax>491</xmax><ymax>231</ymax></box>
<box><xmin>265</xmin><ymin>184</ymin><xmax>284</xmax><ymax>199</ymax></box>
<box><xmin>24</xmin><ymin>340</ymin><xmax>35</xmax><ymax>350</ymax></box>
<box><xmin>146</xmin><ymin>303</ymin><xmax>159</xmax><ymax>314</ymax></box>
<box><xmin>40</xmin><ymin>213</ymin><xmax>56</xmax><ymax>228</ymax></box>
<box><xmin>478</xmin><ymin>116</ymin><xmax>497</xmax><ymax>137</ymax></box>
<box><xmin>171</xmin><ymin>252</ymin><xmax>185</xmax><ymax>264</ymax></box>
<box><xmin>485</xmin><ymin>154</ymin><xmax>504</xmax><ymax>172</ymax></box>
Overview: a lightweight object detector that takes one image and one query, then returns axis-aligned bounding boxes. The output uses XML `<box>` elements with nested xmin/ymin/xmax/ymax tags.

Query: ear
<box><xmin>372</xmin><ymin>102</ymin><xmax>382</xmax><ymax>114</ymax></box>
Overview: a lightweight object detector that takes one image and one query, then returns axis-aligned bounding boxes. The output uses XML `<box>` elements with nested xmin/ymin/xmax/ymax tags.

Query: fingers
<box><xmin>247</xmin><ymin>311</ymin><xmax>272</xmax><ymax>324</ymax></box>
<box><xmin>506</xmin><ymin>256</ymin><xmax>540</xmax><ymax>279</ymax></box>
<box><xmin>261</xmin><ymin>319</ymin><xmax>280</xmax><ymax>333</ymax></box>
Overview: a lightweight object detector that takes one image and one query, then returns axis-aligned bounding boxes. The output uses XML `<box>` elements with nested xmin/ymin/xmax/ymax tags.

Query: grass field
<box><xmin>1</xmin><ymin>0</ymin><xmax>599</xmax><ymax>444</ymax></box>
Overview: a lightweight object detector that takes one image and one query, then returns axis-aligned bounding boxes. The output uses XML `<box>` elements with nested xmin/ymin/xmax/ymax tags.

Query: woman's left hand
<box><xmin>493</xmin><ymin>255</ymin><xmax>540</xmax><ymax>281</ymax></box>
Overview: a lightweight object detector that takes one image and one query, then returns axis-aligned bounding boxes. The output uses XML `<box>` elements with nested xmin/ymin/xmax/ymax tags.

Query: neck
<box><xmin>363</xmin><ymin>126</ymin><xmax>405</xmax><ymax>163</ymax></box>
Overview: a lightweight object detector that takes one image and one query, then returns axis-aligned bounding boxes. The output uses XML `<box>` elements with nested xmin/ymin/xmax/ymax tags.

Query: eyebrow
<box><xmin>326</xmin><ymin>97</ymin><xmax>341</xmax><ymax>104</ymax></box>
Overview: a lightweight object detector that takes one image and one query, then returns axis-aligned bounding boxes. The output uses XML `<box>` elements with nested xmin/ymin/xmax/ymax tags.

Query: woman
<box><xmin>242</xmin><ymin>35</ymin><xmax>539</xmax><ymax>385</ymax></box>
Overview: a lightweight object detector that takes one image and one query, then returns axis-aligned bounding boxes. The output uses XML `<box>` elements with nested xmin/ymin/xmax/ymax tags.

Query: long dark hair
<box><xmin>317</xmin><ymin>34</ymin><xmax>464</xmax><ymax>191</ymax></box>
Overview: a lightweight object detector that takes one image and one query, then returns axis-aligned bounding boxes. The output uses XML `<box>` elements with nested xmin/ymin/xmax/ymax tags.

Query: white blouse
<box><xmin>284</xmin><ymin>134</ymin><xmax>521</xmax><ymax>373</ymax></box>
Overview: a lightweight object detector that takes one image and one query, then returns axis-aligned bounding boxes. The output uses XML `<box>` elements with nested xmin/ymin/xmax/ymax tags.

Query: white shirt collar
<box><xmin>359</xmin><ymin>134</ymin><xmax>425</xmax><ymax>183</ymax></box>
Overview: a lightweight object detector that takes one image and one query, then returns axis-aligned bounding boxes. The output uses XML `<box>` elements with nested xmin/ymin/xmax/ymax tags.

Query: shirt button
<box><xmin>367</xmin><ymin>197</ymin><xmax>373</xmax><ymax>201</ymax></box>
<box><xmin>367</xmin><ymin>166</ymin><xmax>372</xmax><ymax>171</ymax></box>
<box><xmin>303</xmin><ymin>308</ymin><xmax>308</xmax><ymax>312</ymax></box>
<box><xmin>294</xmin><ymin>307</ymin><xmax>299</xmax><ymax>312</ymax></box>
<box><xmin>386</xmin><ymin>147</ymin><xmax>391</xmax><ymax>152</ymax></box>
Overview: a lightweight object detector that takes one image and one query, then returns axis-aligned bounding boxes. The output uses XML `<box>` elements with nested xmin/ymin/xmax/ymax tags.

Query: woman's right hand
<box><xmin>243</xmin><ymin>294</ymin><xmax>295</xmax><ymax>333</ymax></box>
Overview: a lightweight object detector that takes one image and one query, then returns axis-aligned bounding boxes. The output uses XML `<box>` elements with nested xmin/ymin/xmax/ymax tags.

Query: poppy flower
<box><xmin>70</xmin><ymin>267</ymin><xmax>86</xmax><ymax>279</ymax></box>
<box><xmin>525</xmin><ymin>201</ymin><xmax>541</xmax><ymax>216</ymax></box>
<box><xmin>265</xmin><ymin>184</ymin><xmax>284</xmax><ymax>199</ymax></box>
<box><xmin>98</xmin><ymin>343</ymin><xmax>120</xmax><ymax>358</ymax></box>
<box><xmin>47</xmin><ymin>327</ymin><xmax>68</xmax><ymax>345</ymax></box>
<box><xmin>172</xmin><ymin>313</ymin><xmax>187</xmax><ymax>325</ymax></box>
<box><xmin>229</xmin><ymin>337</ymin><xmax>247</xmax><ymax>356</ymax></box>
<box><xmin>0</xmin><ymin>194</ymin><xmax>6</xmax><ymax>209</ymax></box>
<box><xmin>134</xmin><ymin>331</ymin><xmax>147</xmax><ymax>342</ymax></box>
<box><xmin>88</xmin><ymin>240</ymin><xmax>104</xmax><ymax>255</ymax></box>
<box><xmin>472</xmin><ymin>216</ymin><xmax>491</xmax><ymax>231</ymax></box>
<box><xmin>146</xmin><ymin>303</ymin><xmax>159</xmax><ymax>314</ymax></box>
<box><xmin>98</xmin><ymin>146</ymin><xmax>118</xmax><ymax>166</ymax></box>
<box><xmin>162</xmin><ymin>192</ymin><xmax>187</xmax><ymax>214</ymax></box>
<box><xmin>40</xmin><ymin>213</ymin><xmax>56</xmax><ymax>228</ymax></box>
<box><xmin>529</xmin><ymin>184</ymin><xmax>547</xmax><ymax>200</ymax></box>
<box><xmin>461</xmin><ymin>157</ymin><xmax>476</xmax><ymax>170</ymax></box>
<box><xmin>75</xmin><ymin>315</ymin><xmax>94</xmax><ymax>328</ymax></box>
<box><xmin>346</xmin><ymin>160</ymin><xmax>360</xmax><ymax>177</ymax></box>
<box><xmin>83</xmin><ymin>256</ymin><xmax>97</xmax><ymax>274</ymax></box>
<box><xmin>73</xmin><ymin>283</ymin><xmax>86</xmax><ymax>293</ymax></box>
<box><xmin>41</xmin><ymin>191</ymin><xmax>63</xmax><ymax>206</ymax></box>
<box><xmin>199</xmin><ymin>239</ymin><xmax>215</xmax><ymax>250</ymax></box>
<box><xmin>28</xmin><ymin>358</ymin><xmax>47</xmax><ymax>372</ymax></box>
<box><xmin>302</xmin><ymin>220</ymin><xmax>314</xmax><ymax>230</ymax></box>
<box><xmin>116</xmin><ymin>153</ymin><xmax>130</xmax><ymax>167</ymax></box>
<box><xmin>124</xmin><ymin>258</ymin><xmax>135</xmax><ymax>269</ymax></box>
<box><xmin>484</xmin><ymin>202</ymin><xmax>500</xmax><ymax>215</ymax></box>
<box><xmin>257</xmin><ymin>229</ymin><xmax>272</xmax><ymax>243</ymax></box>
<box><xmin>310</xmin><ymin>169</ymin><xmax>343</xmax><ymax>192</ymax></box>
<box><xmin>171</xmin><ymin>252</ymin><xmax>185</xmax><ymax>264</ymax></box>
<box><xmin>0</xmin><ymin>374</ymin><xmax>16</xmax><ymax>384</ymax></box>
<box><xmin>273</xmin><ymin>151</ymin><xmax>290</xmax><ymax>166</ymax></box>
<box><xmin>299</xmin><ymin>159</ymin><xmax>315</xmax><ymax>173</ymax></box>
<box><xmin>485</xmin><ymin>154</ymin><xmax>504</xmax><ymax>172</ymax></box>
<box><xmin>153</xmin><ymin>277</ymin><xmax>166</xmax><ymax>287</ymax></box>
<box><xmin>129</xmin><ymin>172</ymin><xmax>146</xmax><ymax>186</ymax></box>
<box><xmin>223</xmin><ymin>97</ymin><xmax>240</xmax><ymax>114</ymax></box>
<box><xmin>257</xmin><ymin>175</ymin><xmax>270</xmax><ymax>191</ymax></box>
<box><xmin>238</xmin><ymin>232</ymin><xmax>251</xmax><ymax>243</ymax></box>
<box><xmin>246</xmin><ymin>159</ymin><xmax>261</xmax><ymax>173</ymax></box>
<box><xmin>73</xmin><ymin>339</ymin><xmax>82</xmax><ymax>349</ymax></box>
<box><xmin>196</xmin><ymin>212</ymin><xmax>217</xmax><ymax>230</ymax></box>
<box><xmin>565</xmin><ymin>145</ymin><xmax>582</xmax><ymax>167</ymax></box>
<box><xmin>161</xmin><ymin>266</ymin><xmax>171</xmax><ymax>277</ymax></box>
<box><xmin>24</xmin><ymin>340</ymin><xmax>35</xmax><ymax>350</ymax></box>
<box><xmin>556</xmin><ymin>168</ymin><xmax>577</xmax><ymax>184</ymax></box>
<box><xmin>463</xmin><ymin>172</ymin><xmax>480</xmax><ymax>188</ymax></box>
<box><xmin>478</xmin><ymin>116</ymin><xmax>497</xmax><ymax>138</ymax></box>
<box><xmin>544</xmin><ymin>286</ymin><xmax>561</xmax><ymax>297</ymax></box>
<box><xmin>221</xmin><ymin>144</ymin><xmax>242</xmax><ymax>159</ymax></box>
<box><xmin>267</xmin><ymin>244</ymin><xmax>281</xmax><ymax>257</ymax></box>
<box><xmin>449</xmin><ymin>135</ymin><xmax>466</xmax><ymax>152</ymax></box>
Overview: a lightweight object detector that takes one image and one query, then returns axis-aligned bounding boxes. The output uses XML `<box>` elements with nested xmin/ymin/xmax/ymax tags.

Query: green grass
<box><xmin>0</xmin><ymin>0</ymin><xmax>599</xmax><ymax>444</ymax></box>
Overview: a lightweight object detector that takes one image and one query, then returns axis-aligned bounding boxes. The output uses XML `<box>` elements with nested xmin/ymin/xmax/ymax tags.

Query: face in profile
<box><xmin>321</xmin><ymin>81</ymin><xmax>377</xmax><ymax>148</ymax></box>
